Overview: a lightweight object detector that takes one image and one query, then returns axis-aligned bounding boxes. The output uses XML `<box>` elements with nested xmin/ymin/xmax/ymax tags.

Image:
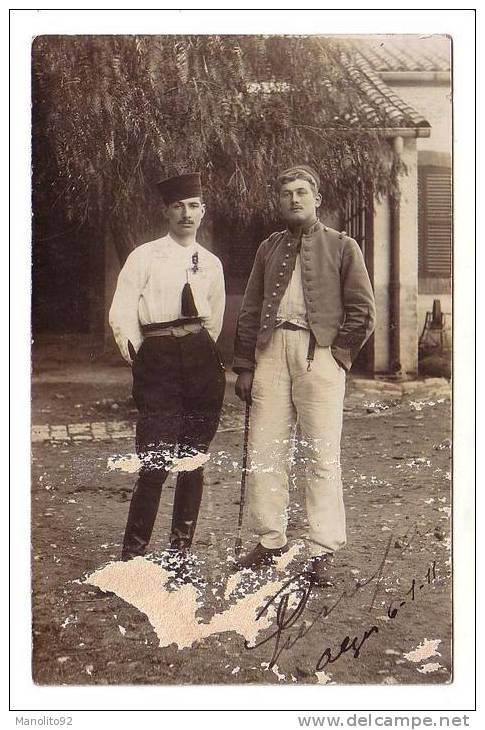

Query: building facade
<box><xmin>32</xmin><ymin>35</ymin><xmax>452</xmax><ymax>377</ymax></box>
<box><xmin>347</xmin><ymin>35</ymin><xmax>452</xmax><ymax>373</ymax></box>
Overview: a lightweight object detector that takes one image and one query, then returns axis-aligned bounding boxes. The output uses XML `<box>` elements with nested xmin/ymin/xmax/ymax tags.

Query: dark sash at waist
<box><xmin>141</xmin><ymin>317</ymin><xmax>202</xmax><ymax>335</ymax></box>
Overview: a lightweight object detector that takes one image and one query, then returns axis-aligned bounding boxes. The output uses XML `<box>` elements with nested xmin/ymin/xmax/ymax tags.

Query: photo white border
<box><xmin>8</xmin><ymin>5</ymin><xmax>477</xmax><ymax>722</ymax></box>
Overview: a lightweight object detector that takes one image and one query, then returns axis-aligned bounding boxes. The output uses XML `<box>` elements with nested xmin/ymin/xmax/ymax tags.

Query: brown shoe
<box><xmin>308</xmin><ymin>553</ymin><xmax>334</xmax><ymax>587</ymax></box>
<box><xmin>237</xmin><ymin>543</ymin><xmax>288</xmax><ymax>570</ymax></box>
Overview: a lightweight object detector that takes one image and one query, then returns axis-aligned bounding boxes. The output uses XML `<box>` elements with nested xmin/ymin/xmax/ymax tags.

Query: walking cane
<box><xmin>235</xmin><ymin>401</ymin><xmax>251</xmax><ymax>557</ymax></box>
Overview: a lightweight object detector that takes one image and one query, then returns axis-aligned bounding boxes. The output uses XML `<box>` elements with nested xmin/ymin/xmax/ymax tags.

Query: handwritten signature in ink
<box><xmin>245</xmin><ymin>532</ymin><xmax>439</xmax><ymax>672</ymax></box>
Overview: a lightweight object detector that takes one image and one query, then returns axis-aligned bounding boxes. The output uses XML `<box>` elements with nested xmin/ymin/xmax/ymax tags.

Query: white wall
<box><xmin>395</xmin><ymin>83</ymin><xmax>452</xmax><ymax>156</ymax></box>
<box><xmin>373</xmin><ymin>194</ymin><xmax>391</xmax><ymax>372</ymax></box>
<box><xmin>399</xmin><ymin>137</ymin><xmax>419</xmax><ymax>374</ymax></box>
<box><xmin>391</xmin><ymin>79</ymin><xmax>452</xmax><ymax>346</ymax></box>
<box><xmin>372</xmin><ymin>137</ymin><xmax>419</xmax><ymax>374</ymax></box>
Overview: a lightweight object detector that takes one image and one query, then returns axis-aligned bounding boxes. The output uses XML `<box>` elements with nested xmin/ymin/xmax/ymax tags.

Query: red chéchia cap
<box><xmin>157</xmin><ymin>172</ymin><xmax>202</xmax><ymax>205</ymax></box>
<box><xmin>278</xmin><ymin>164</ymin><xmax>321</xmax><ymax>191</ymax></box>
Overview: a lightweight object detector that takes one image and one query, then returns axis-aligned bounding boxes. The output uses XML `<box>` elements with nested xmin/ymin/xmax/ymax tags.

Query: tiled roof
<box><xmin>344</xmin><ymin>35</ymin><xmax>451</xmax><ymax>73</ymax></box>
<box><xmin>339</xmin><ymin>54</ymin><xmax>431</xmax><ymax>128</ymax></box>
<box><xmin>250</xmin><ymin>37</ymin><xmax>436</xmax><ymax>130</ymax></box>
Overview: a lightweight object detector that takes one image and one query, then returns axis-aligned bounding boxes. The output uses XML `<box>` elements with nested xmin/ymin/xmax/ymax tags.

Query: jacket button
<box><xmin>267</xmin><ymin>303</ymin><xmax>272</xmax><ymax>308</ymax></box>
<box><xmin>285</xmin><ymin>254</ymin><xmax>289</xmax><ymax>259</ymax></box>
<box><xmin>263</xmin><ymin>325</ymin><xmax>268</xmax><ymax>329</ymax></box>
<box><xmin>279</xmin><ymin>272</ymin><xmax>284</xmax><ymax>277</ymax></box>
<box><xmin>276</xmin><ymin>283</ymin><xmax>280</xmax><ymax>288</ymax></box>
<box><xmin>272</xmin><ymin>292</ymin><xmax>277</xmax><ymax>296</ymax></box>
<box><xmin>265</xmin><ymin>313</ymin><xmax>270</xmax><ymax>318</ymax></box>
<box><xmin>282</xmin><ymin>262</ymin><xmax>287</xmax><ymax>267</ymax></box>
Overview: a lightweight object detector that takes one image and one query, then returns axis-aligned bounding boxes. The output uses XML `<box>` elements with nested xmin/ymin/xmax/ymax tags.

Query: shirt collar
<box><xmin>165</xmin><ymin>234</ymin><xmax>198</xmax><ymax>254</ymax></box>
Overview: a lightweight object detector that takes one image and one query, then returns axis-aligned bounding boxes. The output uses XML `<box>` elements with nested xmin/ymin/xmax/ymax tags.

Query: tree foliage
<box><xmin>32</xmin><ymin>35</ymin><xmax>401</xmax><ymax>268</ymax></box>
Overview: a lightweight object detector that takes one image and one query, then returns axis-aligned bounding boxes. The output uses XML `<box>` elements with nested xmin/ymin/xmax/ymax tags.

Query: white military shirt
<box><xmin>109</xmin><ymin>234</ymin><xmax>226</xmax><ymax>363</ymax></box>
<box><xmin>276</xmin><ymin>253</ymin><xmax>309</xmax><ymax>329</ymax></box>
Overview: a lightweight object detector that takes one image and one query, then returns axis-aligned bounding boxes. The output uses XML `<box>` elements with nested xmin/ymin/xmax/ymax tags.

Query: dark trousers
<box><xmin>122</xmin><ymin>329</ymin><xmax>225</xmax><ymax>559</ymax></box>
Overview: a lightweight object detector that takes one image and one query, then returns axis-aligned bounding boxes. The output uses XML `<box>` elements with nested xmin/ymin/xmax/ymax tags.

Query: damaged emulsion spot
<box><xmin>315</xmin><ymin>669</ymin><xmax>334</xmax><ymax>685</ymax></box>
<box><xmin>85</xmin><ymin>557</ymin><xmax>288</xmax><ymax>650</ymax></box>
<box><xmin>107</xmin><ymin>450</ymin><xmax>210</xmax><ymax>474</ymax></box>
<box><xmin>416</xmin><ymin>662</ymin><xmax>444</xmax><ymax>674</ymax></box>
<box><xmin>403</xmin><ymin>638</ymin><xmax>441</xmax><ymax>664</ymax></box>
<box><xmin>223</xmin><ymin>571</ymin><xmax>245</xmax><ymax>601</ymax></box>
<box><xmin>273</xmin><ymin>542</ymin><xmax>304</xmax><ymax>573</ymax></box>
<box><xmin>261</xmin><ymin>661</ymin><xmax>286</xmax><ymax>681</ymax></box>
<box><xmin>106</xmin><ymin>436</ymin><xmax>323</xmax><ymax>478</ymax></box>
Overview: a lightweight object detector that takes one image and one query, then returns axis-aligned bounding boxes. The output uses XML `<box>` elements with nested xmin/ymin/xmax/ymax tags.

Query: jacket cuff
<box><xmin>232</xmin><ymin>355</ymin><xmax>256</xmax><ymax>374</ymax></box>
<box><xmin>331</xmin><ymin>344</ymin><xmax>352</xmax><ymax>372</ymax></box>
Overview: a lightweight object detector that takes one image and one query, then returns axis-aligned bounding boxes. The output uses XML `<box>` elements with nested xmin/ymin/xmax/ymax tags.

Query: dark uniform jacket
<box><xmin>233</xmin><ymin>220</ymin><xmax>376</xmax><ymax>373</ymax></box>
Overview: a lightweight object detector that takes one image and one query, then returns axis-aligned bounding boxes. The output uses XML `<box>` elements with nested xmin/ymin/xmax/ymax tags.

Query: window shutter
<box><xmin>418</xmin><ymin>166</ymin><xmax>452</xmax><ymax>277</ymax></box>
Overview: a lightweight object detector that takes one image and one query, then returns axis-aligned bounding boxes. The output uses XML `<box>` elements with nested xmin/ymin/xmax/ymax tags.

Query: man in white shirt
<box><xmin>109</xmin><ymin>173</ymin><xmax>226</xmax><ymax>563</ymax></box>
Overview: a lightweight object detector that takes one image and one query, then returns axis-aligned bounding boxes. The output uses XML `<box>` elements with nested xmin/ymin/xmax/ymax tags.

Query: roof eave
<box><xmin>323</xmin><ymin>127</ymin><xmax>431</xmax><ymax>137</ymax></box>
<box><xmin>379</xmin><ymin>71</ymin><xmax>451</xmax><ymax>84</ymax></box>
<box><xmin>381</xmin><ymin>127</ymin><xmax>432</xmax><ymax>138</ymax></box>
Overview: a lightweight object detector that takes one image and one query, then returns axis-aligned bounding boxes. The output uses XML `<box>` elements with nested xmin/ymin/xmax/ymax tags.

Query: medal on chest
<box><xmin>181</xmin><ymin>250</ymin><xmax>200</xmax><ymax>317</ymax></box>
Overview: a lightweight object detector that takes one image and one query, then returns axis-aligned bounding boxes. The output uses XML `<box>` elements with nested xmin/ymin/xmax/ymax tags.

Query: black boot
<box><xmin>169</xmin><ymin>467</ymin><xmax>204</xmax><ymax>548</ymax></box>
<box><xmin>121</xmin><ymin>471</ymin><xmax>166</xmax><ymax>560</ymax></box>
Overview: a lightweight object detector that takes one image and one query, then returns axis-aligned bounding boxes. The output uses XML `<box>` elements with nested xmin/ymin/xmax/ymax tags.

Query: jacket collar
<box><xmin>285</xmin><ymin>218</ymin><xmax>322</xmax><ymax>242</ymax></box>
<box><xmin>302</xmin><ymin>219</ymin><xmax>322</xmax><ymax>236</ymax></box>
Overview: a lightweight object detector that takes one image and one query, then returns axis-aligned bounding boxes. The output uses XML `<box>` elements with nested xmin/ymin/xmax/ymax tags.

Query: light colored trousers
<box><xmin>248</xmin><ymin>328</ymin><xmax>346</xmax><ymax>556</ymax></box>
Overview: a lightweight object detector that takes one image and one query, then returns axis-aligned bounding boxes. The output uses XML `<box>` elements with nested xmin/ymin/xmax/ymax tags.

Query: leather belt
<box><xmin>142</xmin><ymin>319</ymin><xmax>203</xmax><ymax>338</ymax></box>
<box><xmin>276</xmin><ymin>320</ymin><xmax>309</xmax><ymax>331</ymax></box>
<box><xmin>275</xmin><ymin>320</ymin><xmax>316</xmax><ymax>370</ymax></box>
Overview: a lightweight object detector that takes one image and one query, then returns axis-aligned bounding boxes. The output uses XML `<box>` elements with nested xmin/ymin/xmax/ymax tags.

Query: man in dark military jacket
<box><xmin>233</xmin><ymin>165</ymin><xmax>375</xmax><ymax>583</ymax></box>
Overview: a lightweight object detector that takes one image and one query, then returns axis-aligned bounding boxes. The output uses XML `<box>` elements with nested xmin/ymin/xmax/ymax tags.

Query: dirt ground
<box><xmin>31</xmin><ymin>366</ymin><xmax>452</xmax><ymax>687</ymax></box>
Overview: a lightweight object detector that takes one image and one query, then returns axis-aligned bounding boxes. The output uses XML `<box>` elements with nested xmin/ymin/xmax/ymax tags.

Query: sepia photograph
<box><xmin>28</xmin><ymin>27</ymin><xmax>456</xmax><ymax>692</ymax></box>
